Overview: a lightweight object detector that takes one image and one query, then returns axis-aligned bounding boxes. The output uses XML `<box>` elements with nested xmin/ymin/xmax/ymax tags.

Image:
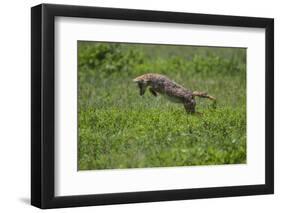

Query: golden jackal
<box><xmin>133</xmin><ymin>73</ymin><xmax>216</xmax><ymax>113</ymax></box>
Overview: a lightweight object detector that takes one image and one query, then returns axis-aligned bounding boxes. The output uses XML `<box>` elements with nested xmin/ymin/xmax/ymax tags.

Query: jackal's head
<box><xmin>133</xmin><ymin>75</ymin><xmax>149</xmax><ymax>96</ymax></box>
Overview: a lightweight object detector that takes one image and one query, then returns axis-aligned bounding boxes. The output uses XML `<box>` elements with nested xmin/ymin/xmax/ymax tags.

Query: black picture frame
<box><xmin>31</xmin><ymin>3</ymin><xmax>274</xmax><ymax>209</ymax></box>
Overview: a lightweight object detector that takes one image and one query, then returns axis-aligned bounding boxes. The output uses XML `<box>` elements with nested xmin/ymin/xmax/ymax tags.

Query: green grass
<box><xmin>78</xmin><ymin>42</ymin><xmax>246</xmax><ymax>170</ymax></box>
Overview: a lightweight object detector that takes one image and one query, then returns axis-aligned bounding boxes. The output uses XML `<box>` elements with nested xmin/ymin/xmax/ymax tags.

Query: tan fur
<box><xmin>133</xmin><ymin>73</ymin><xmax>216</xmax><ymax>113</ymax></box>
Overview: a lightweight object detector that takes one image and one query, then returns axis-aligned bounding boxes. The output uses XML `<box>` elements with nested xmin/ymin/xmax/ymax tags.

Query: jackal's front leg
<box><xmin>149</xmin><ymin>87</ymin><xmax>158</xmax><ymax>97</ymax></box>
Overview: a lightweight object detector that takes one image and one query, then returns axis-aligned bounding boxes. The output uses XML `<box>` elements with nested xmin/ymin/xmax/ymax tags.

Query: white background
<box><xmin>0</xmin><ymin>0</ymin><xmax>279</xmax><ymax>212</ymax></box>
<box><xmin>55</xmin><ymin>18</ymin><xmax>265</xmax><ymax>196</ymax></box>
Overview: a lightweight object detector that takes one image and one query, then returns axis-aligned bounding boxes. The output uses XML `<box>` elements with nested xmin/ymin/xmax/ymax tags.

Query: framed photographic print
<box><xmin>31</xmin><ymin>3</ymin><xmax>274</xmax><ymax>209</ymax></box>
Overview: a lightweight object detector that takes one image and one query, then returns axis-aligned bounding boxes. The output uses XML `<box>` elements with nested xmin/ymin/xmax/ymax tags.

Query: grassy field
<box><xmin>78</xmin><ymin>42</ymin><xmax>246</xmax><ymax>170</ymax></box>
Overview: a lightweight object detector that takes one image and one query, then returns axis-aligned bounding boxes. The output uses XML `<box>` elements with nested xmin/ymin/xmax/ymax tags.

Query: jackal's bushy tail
<box><xmin>192</xmin><ymin>91</ymin><xmax>216</xmax><ymax>101</ymax></box>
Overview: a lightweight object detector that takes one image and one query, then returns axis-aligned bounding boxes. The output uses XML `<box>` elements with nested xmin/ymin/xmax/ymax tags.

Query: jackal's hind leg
<box><xmin>183</xmin><ymin>99</ymin><xmax>196</xmax><ymax>114</ymax></box>
<box><xmin>149</xmin><ymin>88</ymin><xmax>158</xmax><ymax>97</ymax></box>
